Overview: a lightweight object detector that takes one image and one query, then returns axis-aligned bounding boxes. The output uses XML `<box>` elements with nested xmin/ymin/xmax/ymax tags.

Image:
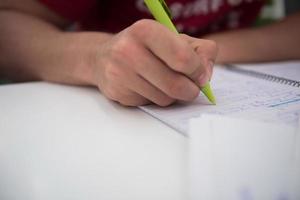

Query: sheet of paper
<box><xmin>140</xmin><ymin>67</ymin><xmax>300</xmax><ymax>135</ymax></box>
<box><xmin>236</xmin><ymin>61</ymin><xmax>300</xmax><ymax>82</ymax></box>
<box><xmin>189</xmin><ymin>115</ymin><xmax>300</xmax><ymax>200</ymax></box>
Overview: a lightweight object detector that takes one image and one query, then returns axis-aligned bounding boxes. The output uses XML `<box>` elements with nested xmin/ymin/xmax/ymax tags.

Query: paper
<box><xmin>140</xmin><ymin>67</ymin><xmax>300</xmax><ymax>134</ymax></box>
<box><xmin>236</xmin><ymin>61</ymin><xmax>300</xmax><ymax>82</ymax></box>
<box><xmin>189</xmin><ymin>115</ymin><xmax>300</xmax><ymax>200</ymax></box>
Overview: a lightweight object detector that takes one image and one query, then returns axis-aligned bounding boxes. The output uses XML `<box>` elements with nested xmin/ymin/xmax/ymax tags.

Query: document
<box><xmin>189</xmin><ymin>115</ymin><xmax>300</xmax><ymax>200</ymax></box>
<box><xmin>140</xmin><ymin>66</ymin><xmax>300</xmax><ymax>134</ymax></box>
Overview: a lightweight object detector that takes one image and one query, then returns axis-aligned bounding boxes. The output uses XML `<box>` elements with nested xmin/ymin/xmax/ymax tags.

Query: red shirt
<box><xmin>39</xmin><ymin>0</ymin><xmax>265</xmax><ymax>36</ymax></box>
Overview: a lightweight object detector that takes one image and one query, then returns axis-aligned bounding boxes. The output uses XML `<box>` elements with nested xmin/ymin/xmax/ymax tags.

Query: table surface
<box><xmin>0</xmin><ymin>82</ymin><xmax>187</xmax><ymax>200</ymax></box>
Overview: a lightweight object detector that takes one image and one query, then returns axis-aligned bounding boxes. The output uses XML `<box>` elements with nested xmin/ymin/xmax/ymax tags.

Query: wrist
<box><xmin>36</xmin><ymin>31</ymin><xmax>113</xmax><ymax>86</ymax></box>
<box><xmin>61</xmin><ymin>32</ymin><xmax>113</xmax><ymax>86</ymax></box>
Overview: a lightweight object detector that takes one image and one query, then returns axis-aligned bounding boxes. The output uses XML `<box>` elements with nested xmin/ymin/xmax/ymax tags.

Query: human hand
<box><xmin>93</xmin><ymin>19</ymin><xmax>218</xmax><ymax>106</ymax></box>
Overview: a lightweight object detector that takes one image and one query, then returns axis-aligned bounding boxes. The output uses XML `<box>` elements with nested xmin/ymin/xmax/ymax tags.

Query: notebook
<box><xmin>236</xmin><ymin>61</ymin><xmax>300</xmax><ymax>83</ymax></box>
<box><xmin>140</xmin><ymin>62</ymin><xmax>300</xmax><ymax>135</ymax></box>
<box><xmin>189</xmin><ymin>115</ymin><xmax>300</xmax><ymax>200</ymax></box>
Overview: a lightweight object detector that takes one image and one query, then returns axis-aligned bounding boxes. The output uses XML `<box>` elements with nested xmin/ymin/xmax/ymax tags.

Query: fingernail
<box><xmin>198</xmin><ymin>73</ymin><xmax>209</xmax><ymax>87</ymax></box>
<box><xmin>198</xmin><ymin>60</ymin><xmax>213</xmax><ymax>86</ymax></box>
<box><xmin>208</xmin><ymin>60</ymin><xmax>214</xmax><ymax>81</ymax></box>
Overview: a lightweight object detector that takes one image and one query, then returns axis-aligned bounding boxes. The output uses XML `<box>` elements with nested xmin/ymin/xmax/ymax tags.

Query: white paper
<box><xmin>189</xmin><ymin>115</ymin><xmax>300</xmax><ymax>200</ymax></box>
<box><xmin>237</xmin><ymin>61</ymin><xmax>300</xmax><ymax>82</ymax></box>
<box><xmin>140</xmin><ymin>67</ymin><xmax>300</xmax><ymax>134</ymax></box>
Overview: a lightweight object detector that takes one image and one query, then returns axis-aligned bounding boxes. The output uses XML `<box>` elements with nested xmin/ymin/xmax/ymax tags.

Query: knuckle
<box><xmin>179</xmin><ymin>33</ymin><xmax>190</xmax><ymax>40</ymax></box>
<box><xmin>194</xmin><ymin>40</ymin><xmax>218</xmax><ymax>59</ymax></box>
<box><xmin>167</xmin><ymin>77</ymin><xmax>187</xmax><ymax>98</ymax></box>
<box><xmin>206</xmin><ymin>40</ymin><xmax>219</xmax><ymax>56</ymax></box>
<box><xmin>132</xmin><ymin>19</ymin><xmax>153</xmax><ymax>29</ymax></box>
<box><xmin>130</xmin><ymin>19</ymin><xmax>155</xmax><ymax>38</ymax></box>
<box><xmin>110</xmin><ymin>37</ymin><xmax>133</xmax><ymax>59</ymax></box>
<box><xmin>208</xmin><ymin>40</ymin><xmax>217</xmax><ymax>49</ymax></box>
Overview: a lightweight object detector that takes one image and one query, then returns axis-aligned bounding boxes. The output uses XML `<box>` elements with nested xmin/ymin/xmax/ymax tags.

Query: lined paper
<box><xmin>140</xmin><ymin>66</ymin><xmax>300</xmax><ymax>134</ymax></box>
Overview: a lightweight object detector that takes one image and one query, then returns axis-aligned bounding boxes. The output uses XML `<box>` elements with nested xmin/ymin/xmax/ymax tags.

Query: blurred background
<box><xmin>0</xmin><ymin>0</ymin><xmax>299</xmax><ymax>85</ymax></box>
<box><xmin>258</xmin><ymin>0</ymin><xmax>300</xmax><ymax>24</ymax></box>
<box><xmin>285</xmin><ymin>0</ymin><xmax>300</xmax><ymax>15</ymax></box>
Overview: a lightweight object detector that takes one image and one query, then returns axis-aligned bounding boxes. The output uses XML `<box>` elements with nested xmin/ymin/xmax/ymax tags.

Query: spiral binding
<box><xmin>225</xmin><ymin>64</ymin><xmax>300</xmax><ymax>88</ymax></box>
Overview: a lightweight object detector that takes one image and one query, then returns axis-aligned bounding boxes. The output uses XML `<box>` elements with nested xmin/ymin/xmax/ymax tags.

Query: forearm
<box><xmin>0</xmin><ymin>10</ymin><xmax>112</xmax><ymax>85</ymax></box>
<box><xmin>206</xmin><ymin>12</ymin><xmax>300</xmax><ymax>64</ymax></box>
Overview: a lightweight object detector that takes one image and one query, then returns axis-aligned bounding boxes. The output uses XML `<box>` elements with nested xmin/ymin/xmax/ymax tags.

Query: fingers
<box><xmin>128</xmin><ymin>20</ymin><xmax>218</xmax><ymax>87</ymax></box>
<box><xmin>98</xmin><ymin>42</ymin><xmax>177</xmax><ymax>106</ymax></box>
<box><xmin>125</xmin><ymin>72</ymin><xmax>176</xmax><ymax>107</ymax></box>
<box><xmin>130</xmin><ymin>45</ymin><xmax>200</xmax><ymax>101</ymax></box>
<box><xmin>129</xmin><ymin>20</ymin><xmax>203</xmax><ymax>79</ymax></box>
<box><xmin>104</xmin><ymin>85</ymin><xmax>151</xmax><ymax>107</ymax></box>
<box><xmin>103</xmin><ymin>73</ymin><xmax>175</xmax><ymax>107</ymax></box>
<box><xmin>117</xmin><ymin>91</ymin><xmax>151</xmax><ymax>107</ymax></box>
<box><xmin>180</xmin><ymin>34</ymin><xmax>218</xmax><ymax>86</ymax></box>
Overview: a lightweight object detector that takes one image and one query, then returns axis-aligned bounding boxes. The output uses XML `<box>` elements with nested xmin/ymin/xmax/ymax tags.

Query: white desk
<box><xmin>0</xmin><ymin>82</ymin><xmax>187</xmax><ymax>200</ymax></box>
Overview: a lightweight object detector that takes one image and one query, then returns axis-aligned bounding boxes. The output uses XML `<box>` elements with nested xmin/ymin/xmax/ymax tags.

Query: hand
<box><xmin>93</xmin><ymin>19</ymin><xmax>218</xmax><ymax>106</ymax></box>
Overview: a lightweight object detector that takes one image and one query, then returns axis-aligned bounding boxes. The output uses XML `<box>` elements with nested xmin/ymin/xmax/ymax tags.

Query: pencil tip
<box><xmin>201</xmin><ymin>83</ymin><xmax>216</xmax><ymax>105</ymax></box>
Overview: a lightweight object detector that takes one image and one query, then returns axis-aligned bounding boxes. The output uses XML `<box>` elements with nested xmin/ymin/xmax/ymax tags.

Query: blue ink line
<box><xmin>269</xmin><ymin>98</ymin><xmax>300</xmax><ymax>108</ymax></box>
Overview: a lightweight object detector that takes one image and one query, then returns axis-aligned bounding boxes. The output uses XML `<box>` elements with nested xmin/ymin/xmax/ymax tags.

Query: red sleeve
<box><xmin>38</xmin><ymin>0</ymin><xmax>97</xmax><ymax>21</ymax></box>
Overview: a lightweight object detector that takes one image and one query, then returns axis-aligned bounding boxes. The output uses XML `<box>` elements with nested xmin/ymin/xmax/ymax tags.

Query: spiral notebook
<box><xmin>140</xmin><ymin>61</ymin><xmax>300</xmax><ymax>135</ymax></box>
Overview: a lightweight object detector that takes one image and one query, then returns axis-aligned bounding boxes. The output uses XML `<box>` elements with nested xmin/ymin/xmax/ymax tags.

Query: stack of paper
<box><xmin>189</xmin><ymin>115</ymin><xmax>300</xmax><ymax>200</ymax></box>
